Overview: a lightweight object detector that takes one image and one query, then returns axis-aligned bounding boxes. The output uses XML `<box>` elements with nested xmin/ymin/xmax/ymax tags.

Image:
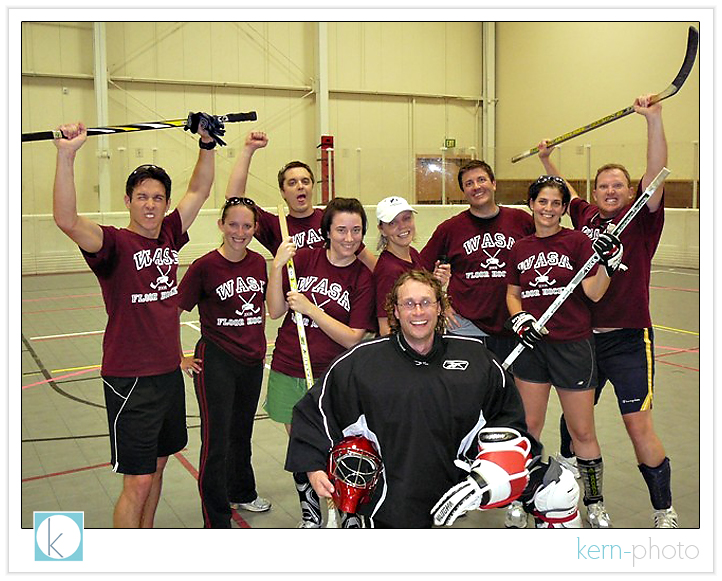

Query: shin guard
<box><xmin>639</xmin><ymin>457</ymin><xmax>672</xmax><ymax>510</ymax></box>
<box><xmin>577</xmin><ymin>456</ymin><xmax>604</xmax><ymax>506</ymax></box>
<box><xmin>293</xmin><ymin>472</ymin><xmax>322</xmax><ymax>525</ymax></box>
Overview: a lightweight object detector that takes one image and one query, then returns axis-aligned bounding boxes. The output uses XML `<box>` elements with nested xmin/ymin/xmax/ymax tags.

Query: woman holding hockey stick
<box><xmin>177</xmin><ymin>197</ymin><xmax>272</xmax><ymax>528</ymax></box>
<box><xmin>373</xmin><ymin>196</ymin><xmax>450</xmax><ymax>336</ymax></box>
<box><xmin>504</xmin><ymin>175</ymin><xmax>623</xmax><ymax>528</ymax></box>
<box><xmin>266</xmin><ymin>197</ymin><xmax>376</xmax><ymax>528</ymax></box>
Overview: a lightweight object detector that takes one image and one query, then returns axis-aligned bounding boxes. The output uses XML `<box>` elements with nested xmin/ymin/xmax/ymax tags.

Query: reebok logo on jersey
<box><xmin>443</xmin><ymin>360</ymin><xmax>469</xmax><ymax>370</ymax></box>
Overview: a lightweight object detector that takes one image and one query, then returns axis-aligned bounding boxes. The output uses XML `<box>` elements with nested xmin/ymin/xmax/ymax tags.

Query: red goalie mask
<box><xmin>327</xmin><ymin>435</ymin><xmax>382</xmax><ymax>513</ymax></box>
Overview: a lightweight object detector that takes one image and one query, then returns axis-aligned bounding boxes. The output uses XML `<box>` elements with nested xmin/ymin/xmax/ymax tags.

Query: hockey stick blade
<box><xmin>22</xmin><ymin>111</ymin><xmax>258</xmax><ymax>143</ymax></box>
<box><xmin>511</xmin><ymin>26</ymin><xmax>699</xmax><ymax>163</ymax></box>
<box><xmin>502</xmin><ymin>167</ymin><xmax>671</xmax><ymax>370</ymax></box>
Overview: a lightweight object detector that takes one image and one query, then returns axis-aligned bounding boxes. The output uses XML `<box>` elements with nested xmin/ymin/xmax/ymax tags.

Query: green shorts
<box><xmin>263</xmin><ymin>370</ymin><xmax>318</xmax><ymax>425</ymax></box>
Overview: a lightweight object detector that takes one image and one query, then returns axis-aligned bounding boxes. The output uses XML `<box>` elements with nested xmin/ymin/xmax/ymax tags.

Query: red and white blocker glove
<box><xmin>431</xmin><ymin>428</ymin><xmax>531</xmax><ymax>526</ymax></box>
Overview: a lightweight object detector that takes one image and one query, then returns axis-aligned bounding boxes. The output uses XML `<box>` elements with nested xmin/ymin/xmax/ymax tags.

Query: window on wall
<box><xmin>415</xmin><ymin>155</ymin><xmax>471</xmax><ymax>204</ymax></box>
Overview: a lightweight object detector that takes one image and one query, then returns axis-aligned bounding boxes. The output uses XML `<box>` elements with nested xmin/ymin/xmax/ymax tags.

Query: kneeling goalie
<box><xmin>285</xmin><ymin>270</ymin><xmax>580</xmax><ymax>528</ymax></box>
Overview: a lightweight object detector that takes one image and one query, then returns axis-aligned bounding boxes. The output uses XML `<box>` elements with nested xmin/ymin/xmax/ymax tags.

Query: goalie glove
<box><xmin>505</xmin><ymin>311</ymin><xmax>548</xmax><ymax>349</ymax></box>
<box><xmin>184</xmin><ymin>111</ymin><xmax>227</xmax><ymax>146</ymax></box>
<box><xmin>431</xmin><ymin>428</ymin><xmax>531</xmax><ymax>527</ymax></box>
<box><xmin>592</xmin><ymin>230</ymin><xmax>625</xmax><ymax>275</ymax></box>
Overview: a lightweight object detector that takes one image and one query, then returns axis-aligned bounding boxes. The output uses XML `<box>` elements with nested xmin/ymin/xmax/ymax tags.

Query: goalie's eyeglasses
<box><xmin>397</xmin><ymin>298</ymin><xmax>438</xmax><ymax>311</ymax></box>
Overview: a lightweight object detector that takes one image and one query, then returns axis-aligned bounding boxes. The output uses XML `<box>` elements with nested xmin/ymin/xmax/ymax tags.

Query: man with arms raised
<box><xmin>538</xmin><ymin>93</ymin><xmax>677</xmax><ymax>528</ymax></box>
<box><xmin>52</xmin><ymin>115</ymin><xmax>220</xmax><ymax>527</ymax></box>
<box><xmin>226</xmin><ymin>131</ymin><xmax>376</xmax><ymax>269</ymax></box>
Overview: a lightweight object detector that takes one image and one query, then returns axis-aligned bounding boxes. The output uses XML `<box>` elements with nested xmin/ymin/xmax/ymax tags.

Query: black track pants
<box><xmin>194</xmin><ymin>338</ymin><xmax>264</xmax><ymax>528</ymax></box>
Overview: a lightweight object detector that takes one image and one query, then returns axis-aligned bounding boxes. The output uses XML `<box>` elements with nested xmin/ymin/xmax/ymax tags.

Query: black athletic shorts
<box><xmin>594</xmin><ymin>327</ymin><xmax>655</xmax><ymax>415</ymax></box>
<box><xmin>510</xmin><ymin>338</ymin><xmax>597</xmax><ymax>390</ymax></box>
<box><xmin>102</xmin><ymin>368</ymin><xmax>187</xmax><ymax>475</ymax></box>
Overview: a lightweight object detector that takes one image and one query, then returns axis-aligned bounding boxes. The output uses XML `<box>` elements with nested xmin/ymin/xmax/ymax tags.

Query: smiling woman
<box><xmin>264</xmin><ymin>197</ymin><xmax>376</xmax><ymax>528</ymax></box>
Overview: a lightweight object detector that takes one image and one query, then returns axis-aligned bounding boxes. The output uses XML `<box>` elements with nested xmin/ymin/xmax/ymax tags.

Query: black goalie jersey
<box><xmin>285</xmin><ymin>332</ymin><xmax>539</xmax><ymax>528</ymax></box>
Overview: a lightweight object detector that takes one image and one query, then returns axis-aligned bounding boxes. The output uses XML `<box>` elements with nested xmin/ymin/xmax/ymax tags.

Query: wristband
<box><xmin>199</xmin><ymin>138</ymin><xmax>216</xmax><ymax>150</ymax></box>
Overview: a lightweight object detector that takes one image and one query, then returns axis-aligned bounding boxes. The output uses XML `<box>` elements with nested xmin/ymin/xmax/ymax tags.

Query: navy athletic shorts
<box><xmin>102</xmin><ymin>368</ymin><xmax>187</xmax><ymax>475</ymax></box>
<box><xmin>594</xmin><ymin>327</ymin><xmax>655</xmax><ymax>415</ymax></box>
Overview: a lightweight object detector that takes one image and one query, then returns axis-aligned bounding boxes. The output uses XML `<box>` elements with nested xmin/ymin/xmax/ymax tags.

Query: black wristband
<box><xmin>199</xmin><ymin>138</ymin><xmax>216</xmax><ymax>150</ymax></box>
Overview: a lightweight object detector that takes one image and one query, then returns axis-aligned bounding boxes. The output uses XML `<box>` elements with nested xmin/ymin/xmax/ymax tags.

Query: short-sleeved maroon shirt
<box><xmin>568</xmin><ymin>182</ymin><xmax>664</xmax><ymax>328</ymax></box>
<box><xmin>506</xmin><ymin>228</ymin><xmax>598</xmax><ymax>342</ymax></box>
<box><xmin>177</xmin><ymin>249</ymin><xmax>268</xmax><ymax>365</ymax></box>
<box><xmin>255</xmin><ymin>207</ymin><xmax>325</xmax><ymax>255</ymax></box>
<box><xmin>372</xmin><ymin>247</ymin><xmax>424</xmax><ymax>318</ymax></box>
<box><xmin>419</xmin><ymin>207</ymin><xmax>535</xmax><ymax>335</ymax></box>
<box><xmin>270</xmin><ymin>247</ymin><xmax>375</xmax><ymax>378</ymax></box>
<box><xmin>81</xmin><ymin>209</ymin><xmax>188</xmax><ymax>377</ymax></box>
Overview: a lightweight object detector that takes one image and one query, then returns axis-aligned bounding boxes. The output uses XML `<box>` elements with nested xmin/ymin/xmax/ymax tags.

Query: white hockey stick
<box><xmin>277</xmin><ymin>206</ymin><xmax>339</xmax><ymax>528</ymax></box>
<box><xmin>502</xmin><ymin>167</ymin><xmax>671</xmax><ymax>370</ymax></box>
<box><xmin>511</xmin><ymin>26</ymin><xmax>698</xmax><ymax>163</ymax></box>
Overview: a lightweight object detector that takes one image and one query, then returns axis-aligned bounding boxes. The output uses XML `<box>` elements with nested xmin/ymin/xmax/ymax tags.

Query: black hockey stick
<box><xmin>502</xmin><ymin>166</ymin><xmax>671</xmax><ymax>370</ymax></box>
<box><xmin>21</xmin><ymin>111</ymin><xmax>257</xmax><ymax>143</ymax></box>
<box><xmin>511</xmin><ymin>26</ymin><xmax>699</xmax><ymax>163</ymax></box>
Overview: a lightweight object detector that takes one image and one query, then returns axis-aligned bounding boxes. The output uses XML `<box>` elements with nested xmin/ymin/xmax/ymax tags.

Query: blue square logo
<box><xmin>34</xmin><ymin>512</ymin><xmax>83</xmax><ymax>561</ymax></box>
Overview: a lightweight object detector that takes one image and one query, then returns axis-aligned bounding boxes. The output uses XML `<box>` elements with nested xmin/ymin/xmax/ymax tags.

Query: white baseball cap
<box><xmin>376</xmin><ymin>196</ymin><xmax>417</xmax><ymax>224</ymax></box>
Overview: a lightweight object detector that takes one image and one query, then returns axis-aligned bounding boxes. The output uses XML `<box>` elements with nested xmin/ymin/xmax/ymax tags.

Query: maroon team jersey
<box><xmin>507</xmin><ymin>228</ymin><xmax>598</xmax><ymax>342</ymax></box>
<box><xmin>372</xmin><ymin>247</ymin><xmax>423</xmax><ymax>318</ymax></box>
<box><xmin>419</xmin><ymin>207</ymin><xmax>534</xmax><ymax>335</ymax></box>
<box><xmin>255</xmin><ymin>207</ymin><xmax>325</xmax><ymax>255</ymax></box>
<box><xmin>81</xmin><ymin>209</ymin><xmax>188</xmax><ymax>377</ymax></box>
<box><xmin>271</xmin><ymin>247</ymin><xmax>375</xmax><ymax>378</ymax></box>
<box><xmin>569</xmin><ymin>182</ymin><xmax>664</xmax><ymax>328</ymax></box>
<box><xmin>255</xmin><ymin>206</ymin><xmax>366</xmax><ymax>258</ymax></box>
<box><xmin>177</xmin><ymin>249</ymin><xmax>268</xmax><ymax>365</ymax></box>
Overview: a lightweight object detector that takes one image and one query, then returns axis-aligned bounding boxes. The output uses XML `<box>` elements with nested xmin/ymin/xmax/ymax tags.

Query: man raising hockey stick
<box><xmin>285</xmin><ymin>270</ymin><xmax>581</xmax><ymax>528</ymax></box>
<box><xmin>538</xmin><ymin>93</ymin><xmax>677</xmax><ymax>528</ymax></box>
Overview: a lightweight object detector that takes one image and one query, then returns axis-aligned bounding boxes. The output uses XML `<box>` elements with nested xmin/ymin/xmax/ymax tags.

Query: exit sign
<box><xmin>444</xmin><ymin>138</ymin><xmax>456</xmax><ymax>148</ymax></box>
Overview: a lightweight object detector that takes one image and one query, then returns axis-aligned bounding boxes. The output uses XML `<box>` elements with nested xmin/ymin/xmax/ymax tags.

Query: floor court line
<box><xmin>22</xmin><ymin>293</ymin><xmax>101</xmax><ymax>303</ymax></box>
<box><xmin>22</xmin><ymin>367</ymin><xmax>98</xmax><ymax>389</ymax></box>
<box><xmin>653</xmin><ymin>324</ymin><xmax>699</xmax><ymax>336</ymax></box>
<box><xmin>23</xmin><ymin>305</ymin><xmax>105</xmax><ymax>315</ymax></box>
<box><xmin>655</xmin><ymin>360</ymin><xmax>699</xmax><ymax>373</ymax></box>
<box><xmin>649</xmin><ymin>285</ymin><xmax>699</xmax><ymax>293</ymax></box>
<box><xmin>21</xmin><ymin>462</ymin><xmax>111</xmax><ymax>483</ymax></box>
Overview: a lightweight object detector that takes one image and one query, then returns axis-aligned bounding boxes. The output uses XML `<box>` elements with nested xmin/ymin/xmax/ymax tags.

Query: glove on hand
<box><xmin>592</xmin><ymin>231</ymin><xmax>624</xmax><ymax>275</ymax></box>
<box><xmin>185</xmin><ymin>111</ymin><xmax>227</xmax><ymax>146</ymax></box>
<box><xmin>505</xmin><ymin>311</ymin><xmax>547</xmax><ymax>349</ymax></box>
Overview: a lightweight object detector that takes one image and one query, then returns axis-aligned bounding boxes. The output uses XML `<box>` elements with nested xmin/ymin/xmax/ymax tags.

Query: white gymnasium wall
<box><xmin>21</xmin><ymin>21</ymin><xmax>699</xmax><ymax>275</ymax></box>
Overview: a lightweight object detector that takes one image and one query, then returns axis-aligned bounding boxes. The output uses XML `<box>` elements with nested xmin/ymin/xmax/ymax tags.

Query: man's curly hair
<box><xmin>384</xmin><ymin>269</ymin><xmax>449</xmax><ymax>335</ymax></box>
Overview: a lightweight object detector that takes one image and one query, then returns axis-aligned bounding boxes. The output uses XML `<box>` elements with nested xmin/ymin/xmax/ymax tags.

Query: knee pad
<box><xmin>532</xmin><ymin>457</ymin><xmax>581</xmax><ymax>528</ymax></box>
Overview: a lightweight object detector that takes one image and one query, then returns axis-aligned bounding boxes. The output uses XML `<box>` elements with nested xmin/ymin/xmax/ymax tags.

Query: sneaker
<box><xmin>653</xmin><ymin>507</ymin><xmax>678</xmax><ymax>528</ymax></box>
<box><xmin>297</xmin><ymin>519</ymin><xmax>322</xmax><ymax>529</ymax></box>
<box><xmin>555</xmin><ymin>453</ymin><xmax>580</xmax><ymax>479</ymax></box>
<box><xmin>231</xmin><ymin>497</ymin><xmax>272</xmax><ymax>512</ymax></box>
<box><xmin>504</xmin><ymin>500</ymin><xmax>528</xmax><ymax>529</ymax></box>
<box><xmin>586</xmin><ymin>501</ymin><xmax>612</xmax><ymax>528</ymax></box>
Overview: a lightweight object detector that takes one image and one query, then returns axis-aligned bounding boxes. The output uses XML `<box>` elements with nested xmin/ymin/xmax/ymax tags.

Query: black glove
<box><xmin>505</xmin><ymin>311</ymin><xmax>547</xmax><ymax>349</ymax></box>
<box><xmin>592</xmin><ymin>231</ymin><xmax>624</xmax><ymax>275</ymax></box>
<box><xmin>184</xmin><ymin>112</ymin><xmax>227</xmax><ymax>146</ymax></box>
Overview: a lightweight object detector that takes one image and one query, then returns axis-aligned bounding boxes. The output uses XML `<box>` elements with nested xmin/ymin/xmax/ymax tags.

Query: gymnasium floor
<box><xmin>19</xmin><ymin>266</ymin><xmax>700</xmax><ymax>530</ymax></box>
